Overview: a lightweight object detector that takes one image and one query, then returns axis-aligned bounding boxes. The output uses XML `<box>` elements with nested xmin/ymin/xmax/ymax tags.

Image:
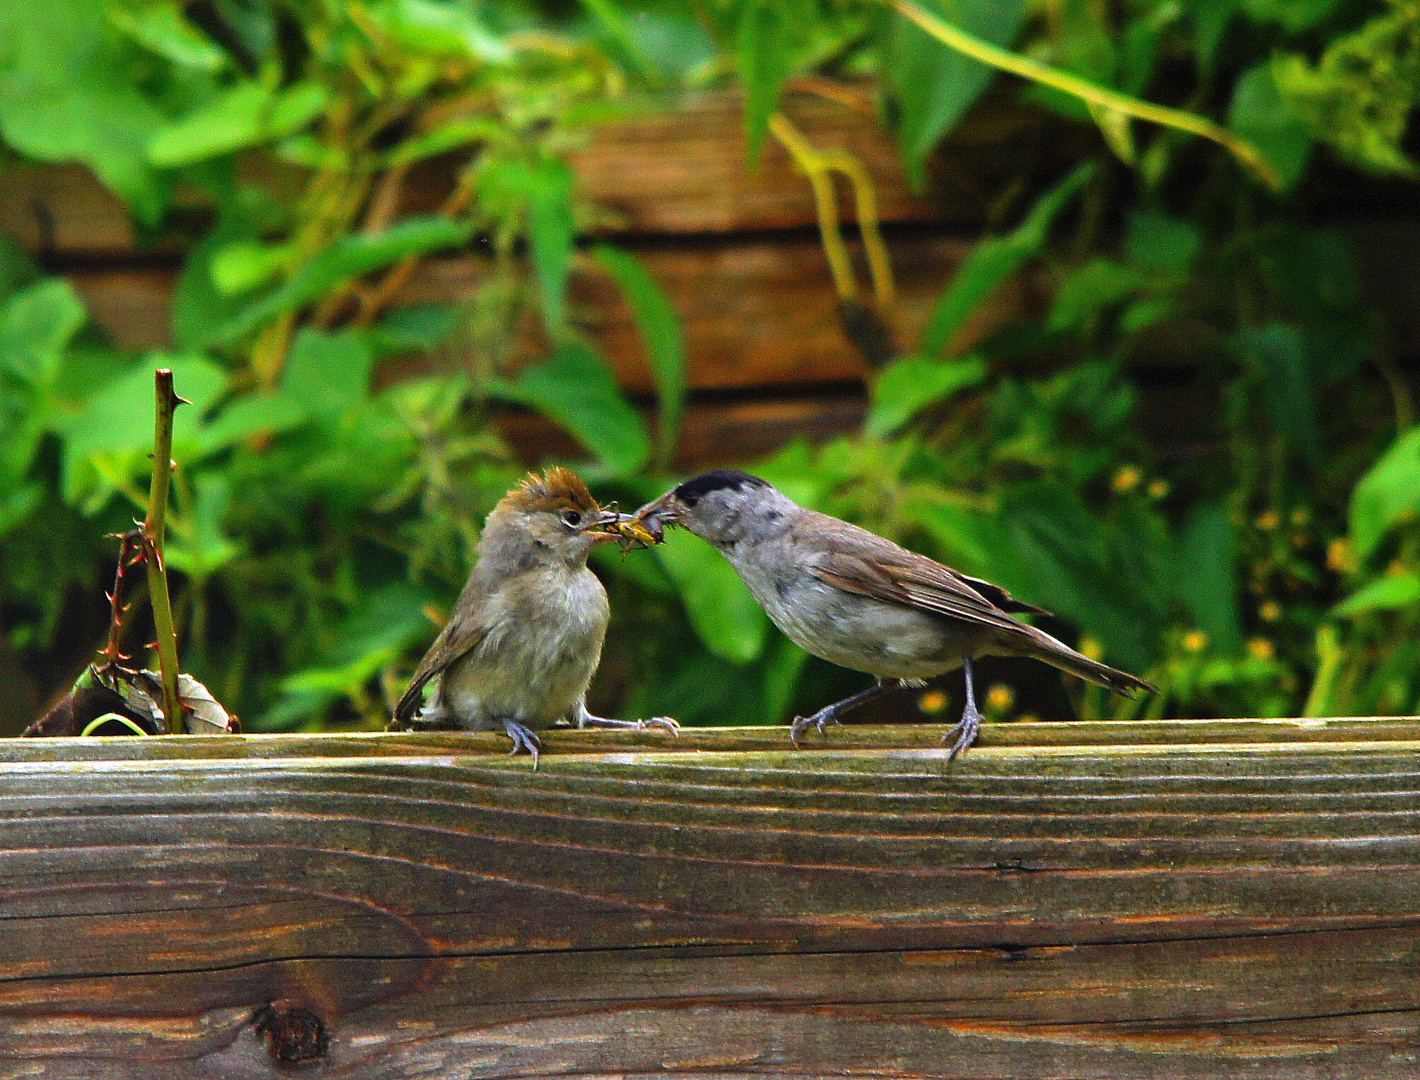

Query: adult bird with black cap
<box><xmin>628</xmin><ymin>469</ymin><xmax>1157</xmax><ymax>758</ymax></box>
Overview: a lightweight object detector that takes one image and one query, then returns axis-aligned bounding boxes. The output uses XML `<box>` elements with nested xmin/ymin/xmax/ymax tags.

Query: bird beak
<box><xmin>628</xmin><ymin>491</ymin><xmax>684</xmax><ymax>538</ymax></box>
<box><xmin>582</xmin><ymin>506</ymin><xmax>631</xmax><ymax>545</ymax></box>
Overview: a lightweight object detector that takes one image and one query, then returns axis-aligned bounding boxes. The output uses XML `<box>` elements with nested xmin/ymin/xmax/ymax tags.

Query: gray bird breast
<box><xmin>730</xmin><ymin>540</ymin><xmax>970</xmax><ymax>681</ymax></box>
<box><xmin>440</xmin><ymin>567</ymin><xmax>610</xmax><ymax>731</ymax></box>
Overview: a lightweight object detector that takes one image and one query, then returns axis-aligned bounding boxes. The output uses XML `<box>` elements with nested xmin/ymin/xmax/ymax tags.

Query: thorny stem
<box><xmin>142</xmin><ymin>370</ymin><xmax>188</xmax><ymax>734</ymax></box>
<box><xmin>887</xmin><ymin>0</ymin><xmax>1283</xmax><ymax>192</ymax></box>
<box><xmin>99</xmin><ymin>531</ymin><xmax>145</xmax><ymax>669</ymax></box>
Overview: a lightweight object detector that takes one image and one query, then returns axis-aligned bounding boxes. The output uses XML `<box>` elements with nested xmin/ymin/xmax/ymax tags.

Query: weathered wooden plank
<box><xmin>68</xmin><ymin>234</ymin><xmax>1023</xmax><ymax>386</ymax></box>
<box><xmin>1</xmin><ymin>719</ymin><xmax>1418</xmax><ymax>1076</ymax></box>
<box><xmin>0</xmin><ymin>91</ymin><xmax>1066</xmax><ymax>258</ymax></box>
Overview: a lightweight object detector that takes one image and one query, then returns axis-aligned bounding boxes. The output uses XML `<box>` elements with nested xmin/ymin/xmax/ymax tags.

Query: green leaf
<box><xmin>215</xmin><ymin>218</ymin><xmax>472</xmax><ymax>342</ymax></box>
<box><xmin>1241</xmin><ymin>0</ymin><xmax>1344</xmax><ymax>34</ymax></box>
<box><xmin>760</xmin><ymin>635</ymin><xmax>810</xmax><ymax>726</ymax></box>
<box><xmin>1046</xmin><ymin>259</ymin><xmax>1148</xmax><ymax>333</ymax></box>
<box><xmin>1124</xmin><ymin>209</ymin><xmax>1202</xmax><ymax>274</ymax></box>
<box><xmin>109</xmin><ymin>1</ymin><xmax>228</xmax><ymax>71</ymax></box>
<box><xmin>867</xmin><ymin>355</ymin><xmax>988</xmax><ymax>437</ymax></box>
<box><xmin>0</xmin><ymin>0</ymin><xmax>169</xmax><ymax>222</ymax></box>
<box><xmin>919</xmin><ymin>163</ymin><xmax>1092</xmax><ymax>357</ymax></box>
<box><xmin>738</xmin><ymin>1</ymin><xmax>796</xmax><ymax>165</ymax></box>
<box><xmin>904</xmin><ymin>488</ymin><xmax>993</xmax><ymax>568</ymax></box>
<box><xmin>191</xmin><ymin>392</ymin><xmax>309</xmax><ymax>455</ymax></box>
<box><xmin>1192</xmin><ymin>0</ymin><xmax>1239</xmax><ymax>71</ymax></box>
<box><xmin>275</xmin><ymin>583</ymin><xmax>434</xmax><ymax>710</ymax></box>
<box><xmin>149</xmin><ymin>79</ymin><xmax>328</xmax><ymax>167</ymax></box>
<box><xmin>211</xmin><ymin>240</ymin><xmax>291</xmax><ymax>295</ymax></box>
<box><xmin>366</xmin><ymin>304</ymin><xmax>461</xmax><ymax>354</ymax></box>
<box><xmin>0</xmin><ymin>481</ymin><xmax>42</xmax><ymax>536</ymax></box>
<box><xmin>1087</xmin><ymin>102</ymin><xmax>1135</xmax><ymax>165</ymax></box>
<box><xmin>1175</xmin><ymin>501</ymin><xmax>1243</xmax><ymax>656</ymax></box>
<box><xmin>372</xmin><ymin>0</ymin><xmax>512</xmax><ymax>63</ymax></box>
<box><xmin>479</xmin><ymin>159</ymin><xmax>576</xmax><ymax>335</ymax></box>
<box><xmin>385</xmin><ymin>117</ymin><xmax>504</xmax><ymax>167</ymax></box>
<box><xmin>165</xmin><ymin>474</ymin><xmax>239</xmax><ymax>580</ymax></box>
<box><xmin>489</xmin><ymin>342</ymin><xmax>649</xmax><ymax>476</ymax></box>
<box><xmin>1350</xmin><ymin>426</ymin><xmax>1420</xmax><ymax>561</ymax></box>
<box><xmin>885</xmin><ymin>0</ymin><xmax>1026</xmax><ymax>188</ymax></box>
<box><xmin>1333</xmin><ymin>573</ymin><xmax>1420</xmax><ymax>618</ymax></box>
<box><xmin>1228</xmin><ymin>63</ymin><xmax>1311</xmax><ymax>191</ymax></box>
<box><xmin>281</xmin><ymin>329</ymin><xmax>374</xmax><ymax>418</ymax></box>
<box><xmin>526</xmin><ymin>161</ymin><xmax>576</xmax><ymax>336</ymax></box>
<box><xmin>594</xmin><ymin>245</ymin><xmax>685</xmax><ymax>466</ymax></box>
<box><xmin>655</xmin><ymin>532</ymin><xmax>769</xmax><ymax>664</ymax></box>
<box><xmin>1233</xmin><ymin>323</ymin><xmax>1320</xmax><ymax>461</ymax></box>
<box><xmin>1001</xmin><ymin>481</ymin><xmax>1163</xmax><ymax>672</ymax></box>
<box><xmin>0</xmin><ymin>279</ymin><xmax>87</xmax><ymax>387</ymax></box>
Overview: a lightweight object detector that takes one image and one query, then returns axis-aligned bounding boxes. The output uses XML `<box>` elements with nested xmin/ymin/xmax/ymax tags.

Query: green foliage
<box><xmin>1273</xmin><ymin>0</ymin><xmax>1420</xmax><ymax>177</ymax></box>
<box><xmin>2</xmin><ymin>0</ymin><xmax>1418</xmax><ymax>734</ymax></box>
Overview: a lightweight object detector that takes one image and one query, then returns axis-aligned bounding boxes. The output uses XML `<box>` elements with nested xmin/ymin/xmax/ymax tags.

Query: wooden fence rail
<box><xmin>2</xmin><ymin>717</ymin><xmax>1419</xmax><ymax>1077</ymax></box>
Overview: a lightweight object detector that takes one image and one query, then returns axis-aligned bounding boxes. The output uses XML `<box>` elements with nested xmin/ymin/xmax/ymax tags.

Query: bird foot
<box><xmin>942</xmin><ymin>705</ymin><xmax>983</xmax><ymax>762</ymax></box>
<box><xmin>502</xmin><ymin>720</ymin><xmax>542</xmax><ymax>767</ymax></box>
<box><xmin>581</xmin><ymin>715</ymin><xmax>680</xmax><ymax>735</ymax></box>
<box><xmin>789</xmin><ymin>708</ymin><xmax>841</xmax><ymax>748</ymax></box>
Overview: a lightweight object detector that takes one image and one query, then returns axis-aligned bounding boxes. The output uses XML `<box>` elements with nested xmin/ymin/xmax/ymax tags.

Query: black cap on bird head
<box><xmin>672</xmin><ymin>469</ymin><xmax>770</xmax><ymax>508</ymax></box>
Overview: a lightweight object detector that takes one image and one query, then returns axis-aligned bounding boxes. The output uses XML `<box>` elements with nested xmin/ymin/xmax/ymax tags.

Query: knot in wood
<box><xmin>254</xmin><ymin>1003</ymin><xmax>329</xmax><ymax>1068</ymax></box>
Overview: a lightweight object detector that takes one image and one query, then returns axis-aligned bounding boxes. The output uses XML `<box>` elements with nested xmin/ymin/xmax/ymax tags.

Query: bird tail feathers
<box><xmin>1022</xmin><ymin>626</ymin><xmax>1159</xmax><ymax>698</ymax></box>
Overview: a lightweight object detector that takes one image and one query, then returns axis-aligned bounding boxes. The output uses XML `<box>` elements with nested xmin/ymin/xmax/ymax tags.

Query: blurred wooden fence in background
<box><xmin>6</xmin><ymin>89</ymin><xmax>1420</xmax><ymax>467</ymax></box>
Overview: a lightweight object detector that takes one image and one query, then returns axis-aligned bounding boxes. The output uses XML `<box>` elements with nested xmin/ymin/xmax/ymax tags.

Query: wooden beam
<box><xmin>0</xmin><ymin>91</ymin><xmax>1077</xmax><ymax>259</ymax></box>
<box><xmin>3</xmin><ymin>718</ymin><xmax>1419</xmax><ymax>1076</ymax></box>
<box><xmin>69</xmin><ymin>235</ymin><xmax>1038</xmax><ymax>384</ymax></box>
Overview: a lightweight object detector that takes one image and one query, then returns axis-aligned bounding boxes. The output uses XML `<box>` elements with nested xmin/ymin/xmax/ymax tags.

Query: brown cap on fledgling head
<box><xmin>502</xmin><ymin>466</ymin><xmax>602</xmax><ymax>516</ymax></box>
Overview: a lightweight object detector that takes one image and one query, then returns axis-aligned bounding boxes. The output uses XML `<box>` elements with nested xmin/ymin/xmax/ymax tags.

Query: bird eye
<box><xmin>560</xmin><ymin>509</ymin><xmax>583</xmax><ymax>528</ymax></box>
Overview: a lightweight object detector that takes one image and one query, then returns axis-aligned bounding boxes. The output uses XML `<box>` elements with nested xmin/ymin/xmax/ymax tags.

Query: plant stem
<box><xmin>142</xmin><ymin>370</ymin><xmax>188</xmax><ymax>734</ymax></box>
<box><xmin>887</xmin><ymin>0</ymin><xmax>1283</xmax><ymax>191</ymax></box>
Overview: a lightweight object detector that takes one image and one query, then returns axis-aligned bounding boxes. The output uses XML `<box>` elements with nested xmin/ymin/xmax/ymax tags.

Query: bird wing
<box><xmin>809</xmin><ymin>526</ymin><xmax>1038</xmax><ymax>637</ymax></box>
<box><xmin>394</xmin><ymin>608</ymin><xmax>489</xmax><ymax>724</ymax></box>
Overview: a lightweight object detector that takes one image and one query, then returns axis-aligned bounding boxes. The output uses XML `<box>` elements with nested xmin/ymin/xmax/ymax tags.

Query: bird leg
<box><xmin>570</xmin><ymin>701</ymin><xmax>680</xmax><ymax>735</ymax></box>
<box><xmin>502</xmin><ymin>720</ymin><xmax>542</xmax><ymax>767</ymax></box>
<box><xmin>790</xmin><ymin>679</ymin><xmax>899</xmax><ymax>747</ymax></box>
<box><xmin>942</xmin><ymin>658</ymin><xmax>984</xmax><ymax>761</ymax></box>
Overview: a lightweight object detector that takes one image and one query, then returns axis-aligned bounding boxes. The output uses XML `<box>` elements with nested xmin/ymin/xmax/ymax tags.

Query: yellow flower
<box><xmin>1255</xmin><ymin>510</ymin><xmax>1280</xmax><ymax>531</ymax></box>
<box><xmin>1327</xmin><ymin>538</ymin><xmax>1355</xmax><ymax>573</ymax></box>
<box><xmin>1079</xmin><ymin>636</ymin><xmax>1104</xmax><ymax>661</ymax></box>
<box><xmin>917</xmin><ymin>689</ymin><xmax>949</xmax><ymax>715</ymax></box>
<box><xmin>1290</xmin><ymin>507</ymin><xmax>1311</xmax><ymax>527</ymax></box>
<box><xmin>1111</xmin><ymin>465</ymin><xmax>1143</xmax><ymax>494</ymax></box>
<box><xmin>1147</xmin><ymin>478</ymin><xmax>1170</xmax><ymax>499</ymax></box>
<box><xmin>985</xmin><ymin>683</ymin><xmax>1015</xmax><ymax>713</ymax></box>
<box><xmin>1182</xmin><ymin>630</ymin><xmax>1208</xmax><ymax>653</ymax></box>
<box><xmin>1247</xmin><ymin>637</ymin><xmax>1276</xmax><ymax>661</ymax></box>
<box><xmin>1259</xmin><ymin>600</ymin><xmax>1282</xmax><ymax>622</ymax></box>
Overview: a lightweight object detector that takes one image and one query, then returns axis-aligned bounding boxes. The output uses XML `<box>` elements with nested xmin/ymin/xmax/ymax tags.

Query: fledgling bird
<box><xmin>630</xmin><ymin>470</ymin><xmax>1157</xmax><ymax>758</ymax></box>
<box><xmin>394</xmin><ymin>467</ymin><xmax>677</xmax><ymax>764</ymax></box>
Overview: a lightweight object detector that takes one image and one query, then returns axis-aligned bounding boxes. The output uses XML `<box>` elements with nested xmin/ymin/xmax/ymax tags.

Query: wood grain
<box><xmin>3</xmin><ymin>718</ymin><xmax>1419</xmax><ymax>1077</ymax></box>
<box><xmin>68</xmin><ymin>234</ymin><xmax>1039</xmax><ymax>388</ymax></box>
<box><xmin>0</xmin><ymin>91</ymin><xmax>1074</xmax><ymax>259</ymax></box>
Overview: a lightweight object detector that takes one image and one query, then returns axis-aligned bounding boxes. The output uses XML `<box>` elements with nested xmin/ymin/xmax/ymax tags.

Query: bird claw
<box><xmin>579</xmin><ymin>715</ymin><xmax>680</xmax><ymax>735</ymax></box>
<box><xmin>788</xmin><ymin>709</ymin><xmax>839</xmax><ymax>748</ymax></box>
<box><xmin>502</xmin><ymin>720</ymin><xmax>542</xmax><ymax>768</ymax></box>
<box><xmin>942</xmin><ymin>705</ymin><xmax>983</xmax><ymax>762</ymax></box>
